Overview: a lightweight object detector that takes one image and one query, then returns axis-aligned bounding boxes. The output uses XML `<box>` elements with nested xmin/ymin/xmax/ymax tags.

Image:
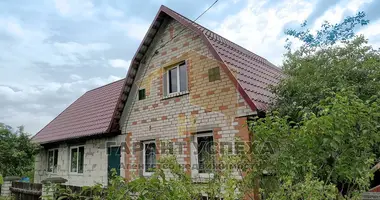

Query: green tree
<box><xmin>243</xmin><ymin>12</ymin><xmax>380</xmax><ymax>199</ymax></box>
<box><xmin>0</xmin><ymin>123</ymin><xmax>40</xmax><ymax>177</ymax></box>
<box><xmin>245</xmin><ymin>92</ymin><xmax>380</xmax><ymax>199</ymax></box>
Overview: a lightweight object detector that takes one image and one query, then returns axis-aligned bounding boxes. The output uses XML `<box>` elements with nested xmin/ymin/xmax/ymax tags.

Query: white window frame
<box><xmin>166</xmin><ymin>62</ymin><xmax>187</xmax><ymax>95</ymax></box>
<box><xmin>142</xmin><ymin>140</ymin><xmax>156</xmax><ymax>176</ymax></box>
<box><xmin>47</xmin><ymin>148</ymin><xmax>59</xmax><ymax>173</ymax></box>
<box><xmin>69</xmin><ymin>145</ymin><xmax>85</xmax><ymax>174</ymax></box>
<box><xmin>191</xmin><ymin>132</ymin><xmax>215</xmax><ymax>178</ymax></box>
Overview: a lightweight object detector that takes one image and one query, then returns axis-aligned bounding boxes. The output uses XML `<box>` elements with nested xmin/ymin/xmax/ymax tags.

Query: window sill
<box><xmin>68</xmin><ymin>173</ymin><xmax>84</xmax><ymax>176</ymax></box>
<box><xmin>143</xmin><ymin>172</ymin><xmax>154</xmax><ymax>177</ymax></box>
<box><xmin>192</xmin><ymin>174</ymin><xmax>215</xmax><ymax>183</ymax></box>
<box><xmin>162</xmin><ymin>91</ymin><xmax>189</xmax><ymax>100</ymax></box>
<box><xmin>192</xmin><ymin>173</ymin><xmax>214</xmax><ymax>180</ymax></box>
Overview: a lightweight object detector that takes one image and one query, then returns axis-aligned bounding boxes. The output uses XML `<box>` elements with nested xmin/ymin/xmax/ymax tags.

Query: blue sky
<box><xmin>0</xmin><ymin>0</ymin><xmax>379</xmax><ymax>134</ymax></box>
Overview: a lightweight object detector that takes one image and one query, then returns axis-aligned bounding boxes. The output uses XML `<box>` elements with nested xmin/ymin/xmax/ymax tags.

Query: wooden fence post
<box><xmin>41</xmin><ymin>177</ymin><xmax>67</xmax><ymax>200</ymax></box>
<box><xmin>1</xmin><ymin>176</ymin><xmax>20</xmax><ymax>197</ymax></box>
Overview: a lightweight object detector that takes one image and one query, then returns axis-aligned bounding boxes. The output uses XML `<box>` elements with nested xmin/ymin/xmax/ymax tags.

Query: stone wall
<box><xmin>34</xmin><ymin>135</ymin><xmax>124</xmax><ymax>187</ymax></box>
<box><xmin>120</xmin><ymin>17</ymin><xmax>255</xmax><ymax>180</ymax></box>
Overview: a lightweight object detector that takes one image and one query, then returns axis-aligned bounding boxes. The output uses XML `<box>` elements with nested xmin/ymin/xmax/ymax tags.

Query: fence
<box><xmin>9</xmin><ymin>182</ymin><xmax>42</xmax><ymax>200</ymax></box>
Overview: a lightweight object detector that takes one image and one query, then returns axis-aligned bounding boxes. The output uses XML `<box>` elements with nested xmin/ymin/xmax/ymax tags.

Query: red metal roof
<box><xmin>33</xmin><ymin>6</ymin><xmax>283</xmax><ymax>144</ymax></box>
<box><xmin>122</xmin><ymin>6</ymin><xmax>283</xmax><ymax>114</ymax></box>
<box><xmin>33</xmin><ymin>79</ymin><xmax>126</xmax><ymax>144</ymax></box>
<box><xmin>161</xmin><ymin>6</ymin><xmax>283</xmax><ymax>111</ymax></box>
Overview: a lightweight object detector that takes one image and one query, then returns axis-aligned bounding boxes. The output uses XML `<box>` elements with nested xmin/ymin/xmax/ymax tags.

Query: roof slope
<box><xmin>33</xmin><ymin>79</ymin><xmax>126</xmax><ymax>144</ymax></box>
<box><xmin>165</xmin><ymin>6</ymin><xmax>283</xmax><ymax>110</ymax></box>
<box><xmin>122</xmin><ymin>6</ymin><xmax>283</xmax><ymax>113</ymax></box>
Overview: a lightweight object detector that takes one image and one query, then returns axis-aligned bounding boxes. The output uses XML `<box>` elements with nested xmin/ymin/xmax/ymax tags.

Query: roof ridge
<box><xmin>161</xmin><ymin>5</ymin><xmax>282</xmax><ymax>72</ymax></box>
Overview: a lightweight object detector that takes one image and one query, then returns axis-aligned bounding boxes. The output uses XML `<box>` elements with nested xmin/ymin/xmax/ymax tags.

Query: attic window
<box><xmin>163</xmin><ymin>61</ymin><xmax>188</xmax><ymax>96</ymax></box>
<box><xmin>138</xmin><ymin>89</ymin><xmax>146</xmax><ymax>100</ymax></box>
<box><xmin>208</xmin><ymin>67</ymin><xmax>220</xmax><ymax>82</ymax></box>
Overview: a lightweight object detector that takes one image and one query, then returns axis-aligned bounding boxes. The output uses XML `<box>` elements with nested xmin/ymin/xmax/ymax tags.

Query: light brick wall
<box><xmin>34</xmin><ymin>135</ymin><xmax>124</xmax><ymax>187</ymax></box>
<box><xmin>120</xmin><ymin>17</ymin><xmax>255</xmax><ymax>179</ymax></box>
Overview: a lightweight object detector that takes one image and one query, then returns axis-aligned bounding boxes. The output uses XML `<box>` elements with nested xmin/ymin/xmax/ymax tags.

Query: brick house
<box><xmin>32</xmin><ymin>5</ymin><xmax>281</xmax><ymax>187</ymax></box>
<box><xmin>119</xmin><ymin>6</ymin><xmax>282</xmax><ymax>180</ymax></box>
<box><xmin>32</xmin><ymin>79</ymin><xmax>127</xmax><ymax>186</ymax></box>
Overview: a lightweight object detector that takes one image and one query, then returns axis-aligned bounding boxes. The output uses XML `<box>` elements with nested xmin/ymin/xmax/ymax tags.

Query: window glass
<box><xmin>197</xmin><ymin>136</ymin><xmax>214</xmax><ymax>173</ymax></box>
<box><xmin>179</xmin><ymin>64</ymin><xmax>188</xmax><ymax>92</ymax></box>
<box><xmin>71</xmin><ymin>148</ymin><xmax>78</xmax><ymax>172</ymax></box>
<box><xmin>169</xmin><ymin>67</ymin><xmax>178</xmax><ymax>93</ymax></box>
<box><xmin>78</xmin><ymin>147</ymin><xmax>84</xmax><ymax>173</ymax></box>
<box><xmin>163</xmin><ymin>72</ymin><xmax>168</xmax><ymax>96</ymax></box>
<box><xmin>53</xmin><ymin>150</ymin><xmax>58</xmax><ymax>173</ymax></box>
<box><xmin>138</xmin><ymin>89</ymin><xmax>146</xmax><ymax>100</ymax></box>
<box><xmin>145</xmin><ymin>143</ymin><xmax>156</xmax><ymax>172</ymax></box>
<box><xmin>48</xmin><ymin>150</ymin><xmax>54</xmax><ymax>172</ymax></box>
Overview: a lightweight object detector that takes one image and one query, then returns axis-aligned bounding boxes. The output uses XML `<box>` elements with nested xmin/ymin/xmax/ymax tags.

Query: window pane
<box><xmin>169</xmin><ymin>67</ymin><xmax>178</xmax><ymax>93</ymax></box>
<box><xmin>139</xmin><ymin>89</ymin><xmax>146</xmax><ymax>100</ymax></box>
<box><xmin>145</xmin><ymin>143</ymin><xmax>156</xmax><ymax>172</ymax></box>
<box><xmin>71</xmin><ymin>148</ymin><xmax>78</xmax><ymax>172</ymax></box>
<box><xmin>197</xmin><ymin>136</ymin><xmax>214</xmax><ymax>173</ymax></box>
<box><xmin>78</xmin><ymin>147</ymin><xmax>84</xmax><ymax>173</ymax></box>
<box><xmin>48</xmin><ymin>151</ymin><xmax>53</xmax><ymax>172</ymax></box>
<box><xmin>179</xmin><ymin>64</ymin><xmax>188</xmax><ymax>92</ymax></box>
<box><xmin>163</xmin><ymin>72</ymin><xmax>168</xmax><ymax>96</ymax></box>
<box><xmin>53</xmin><ymin>150</ymin><xmax>58</xmax><ymax>173</ymax></box>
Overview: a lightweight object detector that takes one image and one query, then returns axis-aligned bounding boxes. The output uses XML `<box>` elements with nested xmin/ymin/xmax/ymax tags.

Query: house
<box><xmin>33</xmin><ymin>5</ymin><xmax>282</xmax><ymax>187</ymax></box>
<box><xmin>119</xmin><ymin>6</ymin><xmax>282</xmax><ymax>180</ymax></box>
<box><xmin>33</xmin><ymin>79</ymin><xmax>126</xmax><ymax>186</ymax></box>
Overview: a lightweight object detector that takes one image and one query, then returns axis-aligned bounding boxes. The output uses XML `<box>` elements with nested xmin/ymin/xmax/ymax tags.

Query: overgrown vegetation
<box><xmin>52</xmin><ymin>156</ymin><xmax>243</xmax><ymax>200</ymax></box>
<box><xmin>0</xmin><ymin>123</ymin><xmax>39</xmax><ymax>178</ymax></box>
<box><xmin>242</xmin><ymin>11</ymin><xmax>380</xmax><ymax>199</ymax></box>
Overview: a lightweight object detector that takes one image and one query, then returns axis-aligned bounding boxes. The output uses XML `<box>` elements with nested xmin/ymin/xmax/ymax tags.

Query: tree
<box><xmin>0</xmin><ymin>123</ymin><xmax>40</xmax><ymax>177</ymax></box>
<box><xmin>243</xmin><ymin>12</ymin><xmax>380</xmax><ymax>199</ymax></box>
<box><xmin>276</xmin><ymin>12</ymin><xmax>379</xmax><ymax>122</ymax></box>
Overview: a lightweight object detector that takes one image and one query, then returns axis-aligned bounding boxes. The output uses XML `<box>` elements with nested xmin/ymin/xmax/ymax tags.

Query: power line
<box><xmin>124</xmin><ymin>0</ymin><xmax>220</xmax><ymax>127</ymax></box>
<box><xmin>156</xmin><ymin>0</ymin><xmax>220</xmax><ymax>52</ymax></box>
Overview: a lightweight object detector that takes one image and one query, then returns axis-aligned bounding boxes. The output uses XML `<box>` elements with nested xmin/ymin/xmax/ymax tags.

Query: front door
<box><xmin>107</xmin><ymin>146</ymin><xmax>121</xmax><ymax>181</ymax></box>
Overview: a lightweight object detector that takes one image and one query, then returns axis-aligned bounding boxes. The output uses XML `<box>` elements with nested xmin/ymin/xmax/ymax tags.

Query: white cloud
<box><xmin>212</xmin><ymin>0</ymin><xmax>313</xmax><ymax>65</ymax></box>
<box><xmin>53</xmin><ymin>42</ymin><xmax>111</xmax><ymax>55</ymax></box>
<box><xmin>54</xmin><ymin>0</ymin><xmax>95</xmax><ymax>18</ymax></box>
<box><xmin>0</xmin><ymin>75</ymin><xmax>123</xmax><ymax>134</ymax></box>
<box><xmin>109</xmin><ymin>59</ymin><xmax>131</xmax><ymax>70</ymax></box>
<box><xmin>54</xmin><ymin>0</ymin><xmax>71</xmax><ymax>15</ymax></box>
<box><xmin>104</xmin><ymin>6</ymin><xmax>124</xmax><ymax>18</ymax></box>
<box><xmin>112</xmin><ymin>18</ymin><xmax>150</xmax><ymax>41</ymax></box>
<box><xmin>70</xmin><ymin>74</ymin><xmax>82</xmax><ymax>81</ymax></box>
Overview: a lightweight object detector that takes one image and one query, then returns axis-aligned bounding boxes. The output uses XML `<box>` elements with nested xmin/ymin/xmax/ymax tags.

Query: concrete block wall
<box><xmin>1</xmin><ymin>180</ymin><xmax>12</xmax><ymax>196</ymax></box>
<box><xmin>120</xmin><ymin>17</ymin><xmax>255</xmax><ymax>180</ymax></box>
<box><xmin>34</xmin><ymin>135</ymin><xmax>124</xmax><ymax>187</ymax></box>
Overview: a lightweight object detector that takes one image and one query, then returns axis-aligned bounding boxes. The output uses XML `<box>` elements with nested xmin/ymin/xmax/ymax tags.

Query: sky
<box><xmin>1</xmin><ymin>0</ymin><xmax>380</xmax><ymax>135</ymax></box>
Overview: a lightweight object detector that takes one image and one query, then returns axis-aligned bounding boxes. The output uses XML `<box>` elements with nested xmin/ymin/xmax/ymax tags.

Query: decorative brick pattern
<box><xmin>121</xmin><ymin>18</ymin><xmax>255</xmax><ymax>179</ymax></box>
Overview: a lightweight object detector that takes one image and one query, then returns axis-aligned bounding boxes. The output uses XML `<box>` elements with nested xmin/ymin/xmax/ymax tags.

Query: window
<box><xmin>70</xmin><ymin>146</ymin><xmax>84</xmax><ymax>173</ymax></box>
<box><xmin>208</xmin><ymin>67</ymin><xmax>220</xmax><ymax>82</ymax></box>
<box><xmin>192</xmin><ymin>132</ymin><xmax>215</xmax><ymax>176</ymax></box>
<box><xmin>47</xmin><ymin>149</ymin><xmax>58</xmax><ymax>173</ymax></box>
<box><xmin>163</xmin><ymin>61</ymin><xmax>188</xmax><ymax>96</ymax></box>
<box><xmin>138</xmin><ymin>89</ymin><xmax>146</xmax><ymax>100</ymax></box>
<box><xmin>143</xmin><ymin>141</ymin><xmax>156</xmax><ymax>176</ymax></box>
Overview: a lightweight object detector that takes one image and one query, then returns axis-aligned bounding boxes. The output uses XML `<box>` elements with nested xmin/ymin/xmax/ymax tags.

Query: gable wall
<box><xmin>120</xmin><ymin>17</ymin><xmax>255</xmax><ymax>179</ymax></box>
